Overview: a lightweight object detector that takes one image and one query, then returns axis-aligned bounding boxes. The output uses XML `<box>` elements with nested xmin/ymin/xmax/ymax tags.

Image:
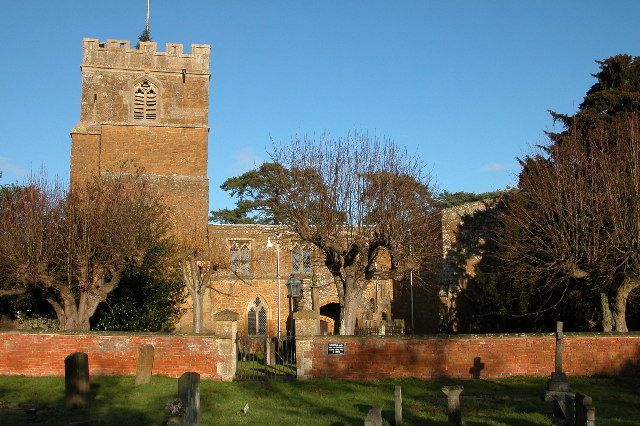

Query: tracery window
<box><xmin>292</xmin><ymin>244</ymin><xmax>312</xmax><ymax>274</ymax></box>
<box><xmin>133</xmin><ymin>79</ymin><xmax>158</xmax><ymax>120</ymax></box>
<box><xmin>247</xmin><ymin>296</ymin><xmax>267</xmax><ymax>335</ymax></box>
<box><xmin>230</xmin><ymin>241</ymin><xmax>250</xmax><ymax>274</ymax></box>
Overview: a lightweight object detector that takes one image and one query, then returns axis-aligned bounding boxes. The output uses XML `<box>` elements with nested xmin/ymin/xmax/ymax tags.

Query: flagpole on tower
<box><xmin>145</xmin><ymin>0</ymin><xmax>150</xmax><ymax>33</ymax></box>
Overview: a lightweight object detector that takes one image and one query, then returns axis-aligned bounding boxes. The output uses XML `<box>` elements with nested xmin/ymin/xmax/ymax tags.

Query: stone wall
<box><xmin>0</xmin><ymin>331</ymin><xmax>230</xmax><ymax>380</ymax></box>
<box><xmin>304</xmin><ymin>333</ymin><xmax>640</xmax><ymax>380</ymax></box>
<box><xmin>70</xmin><ymin>38</ymin><xmax>211</xmax><ymax>232</ymax></box>
<box><xmin>176</xmin><ymin>224</ymin><xmax>395</xmax><ymax>335</ymax></box>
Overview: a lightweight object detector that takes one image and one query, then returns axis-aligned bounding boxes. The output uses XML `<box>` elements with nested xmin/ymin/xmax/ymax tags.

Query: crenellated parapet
<box><xmin>81</xmin><ymin>38</ymin><xmax>210</xmax><ymax>75</ymax></box>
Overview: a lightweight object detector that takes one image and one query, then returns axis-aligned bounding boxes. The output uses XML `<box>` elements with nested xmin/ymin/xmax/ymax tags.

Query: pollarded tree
<box><xmin>0</xmin><ymin>174</ymin><xmax>169</xmax><ymax>330</ymax></box>
<box><xmin>177</xmin><ymin>228</ymin><xmax>236</xmax><ymax>333</ymax></box>
<box><xmin>273</xmin><ymin>133</ymin><xmax>441</xmax><ymax>335</ymax></box>
<box><xmin>501</xmin><ymin>114</ymin><xmax>640</xmax><ymax>331</ymax></box>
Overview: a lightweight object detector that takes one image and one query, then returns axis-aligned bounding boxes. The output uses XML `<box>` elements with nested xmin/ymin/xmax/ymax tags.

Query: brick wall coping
<box><xmin>0</xmin><ymin>330</ymin><xmax>221</xmax><ymax>338</ymax></box>
<box><xmin>312</xmin><ymin>331</ymin><xmax>640</xmax><ymax>340</ymax></box>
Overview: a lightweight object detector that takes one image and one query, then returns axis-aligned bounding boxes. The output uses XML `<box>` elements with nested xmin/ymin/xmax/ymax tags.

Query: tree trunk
<box><xmin>193</xmin><ymin>290</ymin><xmax>203</xmax><ymax>333</ymax></box>
<box><xmin>613</xmin><ymin>277</ymin><xmax>640</xmax><ymax>332</ymax></box>
<box><xmin>599</xmin><ymin>292</ymin><xmax>614</xmax><ymax>332</ymax></box>
<box><xmin>339</xmin><ymin>290</ymin><xmax>360</xmax><ymax>335</ymax></box>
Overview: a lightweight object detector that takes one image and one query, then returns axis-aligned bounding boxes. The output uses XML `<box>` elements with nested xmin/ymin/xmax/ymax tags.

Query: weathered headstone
<box><xmin>394</xmin><ymin>385</ymin><xmax>402</xmax><ymax>424</ymax></box>
<box><xmin>65</xmin><ymin>352</ymin><xmax>90</xmax><ymax>409</ymax></box>
<box><xmin>364</xmin><ymin>407</ymin><xmax>382</xmax><ymax>426</ymax></box>
<box><xmin>134</xmin><ymin>344</ymin><xmax>154</xmax><ymax>385</ymax></box>
<box><xmin>178</xmin><ymin>372</ymin><xmax>200</xmax><ymax>426</ymax></box>
<box><xmin>441</xmin><ymin>386</ymin><xmax>463</xmax><ymax>426</ymax></box>
<box><xmin>575</xmin><ymin>393</ymin><xmax>596</xmax><ymax>426</ymax></box>
<box><xmin>586</xmin><ymin>405</ymin><xmax>595</xmax><ymax>426</ymax></box>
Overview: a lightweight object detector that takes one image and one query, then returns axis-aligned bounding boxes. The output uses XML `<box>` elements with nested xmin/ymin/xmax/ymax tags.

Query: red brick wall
<box><xmin>310</xmin><ymin>333</ymin><xmax>640</xmax><ymax>380</ymax></box>
<box><xmin>0</xmin><ymin>331</ymin><xmax>224</xmax><ymax>379</ymax></box>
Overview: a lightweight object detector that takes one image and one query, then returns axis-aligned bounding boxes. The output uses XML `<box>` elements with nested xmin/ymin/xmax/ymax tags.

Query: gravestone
<box><xmin>134</xmin><ymin>345</ymin><xmax>154</xmax><ymax>385</ymax></box>
<box><xmin>364</xmin><ymin>407</ymin><xmax>382</xmax><ymax>426</ymax></box>
<box><xmin>178</xmin><ymin>372</ymin><xmax>200</xmax><ymax>426</ymax></box>
<box><xmin>545</xmin><ymin>321</ymin><xmax>572</xmax><ymax>423</ymax></box>
<box><xmin>575</xmin><ymin>393</ymin><xmax>596</xmax><ymax>426</ymax></box>
<box><xmin>65</xmin><ymin>352</ymin><xmax>90</xmax><ymax>409</ymax></box>
<box><xmin>441</xmin><ymin>386</ymin><xmax>463</xmax><ymax>426</ymax></box>
<box><xmin>394</xmin><ymin>385</ymin><xmax>402</xmax><ymax>424</ymax></box>
<box><xmin>547</xmin><ymin>321</ymin><xmax>570</xmax><ymax>392</ymax></box>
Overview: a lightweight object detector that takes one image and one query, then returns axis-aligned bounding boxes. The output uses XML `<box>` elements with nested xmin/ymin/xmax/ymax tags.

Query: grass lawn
<box><xmin>0</xmin><ymin>375</ymin><xmax>638</xmax><ymax>425</ymax></box>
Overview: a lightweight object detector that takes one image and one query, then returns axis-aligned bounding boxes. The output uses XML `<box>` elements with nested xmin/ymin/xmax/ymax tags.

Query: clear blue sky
<box><xmin>1</xmin><ymin>1</ymin><xmax>638</xmax><ymax>212</ymax></box>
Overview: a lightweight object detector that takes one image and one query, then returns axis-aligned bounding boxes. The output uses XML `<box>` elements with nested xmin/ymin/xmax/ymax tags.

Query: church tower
<box><xmin>70</xmin><ymin>38</ymin><xmax>211</xmax><ymax>228</ymax></box>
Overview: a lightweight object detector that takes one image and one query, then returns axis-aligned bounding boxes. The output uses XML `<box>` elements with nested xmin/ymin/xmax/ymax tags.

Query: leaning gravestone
<box><xmin>65</xmin><ymin>352</ymin><xmax>90</xmax><ymax>408</ymax></box>
<box><xmin>178</xmin><ymin>372</ymin><xmax>200</xmax><ymax>426</ymax></box>
<box><xmin>134</xmin><ymin>344</ymin><xmax>154</xmax><ymax>385</ymax></box>
<box><xmin>441</xmin><ymin>386</ymin><xmax>463</xmax><ymax>426</ymax></box>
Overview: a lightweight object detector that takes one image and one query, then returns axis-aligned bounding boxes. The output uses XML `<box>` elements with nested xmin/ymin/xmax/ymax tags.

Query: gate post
<box><xmin>212</xmin><ymin>310</ymin><xmax>239</xmax><ymax>381</ymax></box>
<box><xmin>294</xmin><ymin>309</ymin><xmax>320</xmax><ymax>380</ymax></box>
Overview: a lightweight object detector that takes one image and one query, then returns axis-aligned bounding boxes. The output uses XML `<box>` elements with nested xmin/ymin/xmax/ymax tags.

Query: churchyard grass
<box><xmin>0</xmin><ymin>375</ymin><xmax>638</xmax><ymax>425</ymax></box>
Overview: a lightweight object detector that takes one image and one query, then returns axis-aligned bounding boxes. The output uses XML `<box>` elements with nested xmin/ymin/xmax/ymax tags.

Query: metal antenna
<box><xmin>145</xmin><ymin>0</ymin><xmax>150</xmax><ymax>33</ymax></box>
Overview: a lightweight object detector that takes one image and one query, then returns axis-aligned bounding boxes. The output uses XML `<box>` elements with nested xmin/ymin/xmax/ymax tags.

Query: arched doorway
<box><xmin>320</xmin><ymin>302</ymin><xmax>341</xmax><ymax>335</ymax></box>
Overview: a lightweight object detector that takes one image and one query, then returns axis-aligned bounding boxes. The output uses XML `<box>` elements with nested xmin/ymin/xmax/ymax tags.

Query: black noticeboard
<box><xmin>327</xmin><ymin>343</ymin><xmax>345</xmax><ymax>355</ymax></box>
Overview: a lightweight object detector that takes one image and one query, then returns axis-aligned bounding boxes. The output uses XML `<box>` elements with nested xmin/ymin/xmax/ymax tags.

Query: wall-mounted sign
<box><xmin>327</xmin><ymin>342</ymin><xmax>345</xmax><ymax>355</ymax></box>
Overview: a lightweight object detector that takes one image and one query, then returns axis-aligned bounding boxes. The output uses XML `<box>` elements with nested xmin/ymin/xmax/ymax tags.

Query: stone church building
<box><xmin>69</xmin><ymin>37</ymin><xmax>412</xmax><ymax>336</ymax></box>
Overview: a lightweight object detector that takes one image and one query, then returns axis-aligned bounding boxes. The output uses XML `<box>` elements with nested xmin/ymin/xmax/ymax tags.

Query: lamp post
<box><xmin>409</xmin><ymin>229</ymin><xmax>414</xmax><ymax>334</ymax></box>
<box><xmin>267</xmin><ymin>232</ymin><xmax>282</xmax><ymax>338</ymax></box>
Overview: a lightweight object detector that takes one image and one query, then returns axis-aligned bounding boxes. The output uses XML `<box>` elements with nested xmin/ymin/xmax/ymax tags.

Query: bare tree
<box><xmin>177</xmin><ymin>228</ymin><xmax>235</xmax><ymax>333</ymax></box>
<box><xmin>501</xmin><ymin>114</ymin><xmax>640</xmax><ymax>331</ymax></box>
<box><xmin>0</xmin><ymin>174</ymin><xmax>168</xmax><ymax>330</ymax></box>
<box><xmin>273</xmin><ymin>133</ymin><xmax>441</xmax><ymax>334</ymax></box>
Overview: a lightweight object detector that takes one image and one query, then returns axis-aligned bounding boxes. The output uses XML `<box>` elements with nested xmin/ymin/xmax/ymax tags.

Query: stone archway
<box><xmin>320</xmin><ymin>301</ymin><xmax>341</xmax><ymax>335</ymax></box>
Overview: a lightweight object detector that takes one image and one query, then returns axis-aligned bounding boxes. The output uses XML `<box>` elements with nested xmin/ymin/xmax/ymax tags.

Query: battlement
<box><xmin>81</xmin><ymin>38</ymin><xmax>210</xmax><ymax>74</ymax></box>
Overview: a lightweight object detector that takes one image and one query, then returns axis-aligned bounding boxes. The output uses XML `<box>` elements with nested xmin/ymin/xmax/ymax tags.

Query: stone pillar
<box><xmin>212</xmin><ymin>310</ymin><xmax>239</xmax><ymax>381</ymax></box>
<box><xmin>311</xmin><ymin>285</ymin><xmax>320</xmax><ymax>315</ymax></box>
<box><xmin>134</xmin><ymin>345</ymin><xmax>154</xmax><ymax>385</ymax></box>
<box><xmin>65</xmin><ymin>352</ymin><xmax>90</xmax><ymax>409</ymax></box>
<box><xmin>178</xmin><ymin>372</ymin><xmax>200</xmax><ymax>426</ymax></box>
<box><xmin>442</xmin><ymin>386</ymin><xmax>463</xmax><ymax>426</ymax></box>
<box><xmin>294</xmin><ymin>309</ymin><xmax>320</xmax><ymax>380</ymax></box>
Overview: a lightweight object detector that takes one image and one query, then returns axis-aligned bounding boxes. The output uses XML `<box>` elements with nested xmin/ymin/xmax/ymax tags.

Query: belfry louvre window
<box><xmin>230</xmin><ymin>241</ymin><xmax>250</xmax><ymax>275</ymax></box>
<box><xmin>133</xmin><ymin>79</ymin><xmax>157</xmax><ymax>120</ymax></box>
<box><xmin>248</xmin><ymin>296</ymin><xmax>267</xmax><ymax>335</ymax></box>
<box><xmin>292</xmin><ymin>244</ymin><xmax>312</xmax><ymax>274</ymax></box>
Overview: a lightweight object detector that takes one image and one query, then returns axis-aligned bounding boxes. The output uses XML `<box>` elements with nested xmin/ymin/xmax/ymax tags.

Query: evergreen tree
<box><xmin>210</xmin><ymin>162</ymin><xmax>289</xmax><ymax>224</ymax></box>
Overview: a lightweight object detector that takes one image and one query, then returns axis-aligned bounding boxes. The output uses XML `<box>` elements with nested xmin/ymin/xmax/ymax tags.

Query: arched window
<box><xmin>247</xmin><ymin>296</ymin><xmax>267</xmax><ymax>335</ymax></box>
<box><xmin>230</xmin><ymin>241</ymin><xmax>250</xmax><ymax>274</ymax></box>
<box><xmin>292</xmin><ymin>244</ymin><xmax>312</xmax><ymax>274</ymax></box>
<box><xmin>133</xmin><ymin>79</ymin><xmax>157</xmax><ymax>120</ymax></box>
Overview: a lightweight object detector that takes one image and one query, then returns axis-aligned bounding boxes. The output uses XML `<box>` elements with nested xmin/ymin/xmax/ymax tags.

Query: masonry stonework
<box><xmin>70</xmin><ymin>39</ymin><xmax>210</xmax><ymax>229</ymax></box>
<box><xmin>68</xmin><ymin>38</ymin><xmax>410</xmax><ymax>335</ymax></box>
<box><xmin>0</xmin><ymin>331</ymin><xmax>227</xmax><ymax>379</ymax></box>
<box><xmin>306</xmin><ymin>333</ymin><xmax>640</xmax><ymax>380</ymax></box>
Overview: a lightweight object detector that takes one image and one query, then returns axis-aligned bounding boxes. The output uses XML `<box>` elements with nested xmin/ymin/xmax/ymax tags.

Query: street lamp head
<box><xmin>286</xmin><ymin>274</ymin><xmax>303</xmax><ymax>298</ymax></box>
